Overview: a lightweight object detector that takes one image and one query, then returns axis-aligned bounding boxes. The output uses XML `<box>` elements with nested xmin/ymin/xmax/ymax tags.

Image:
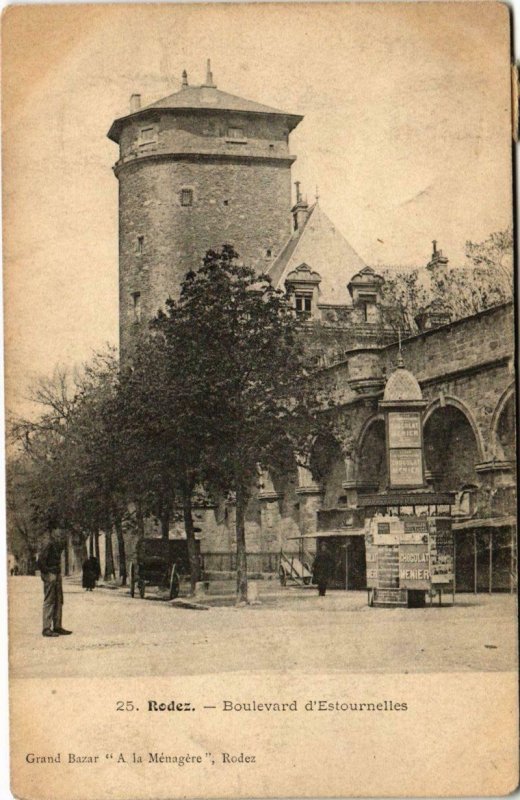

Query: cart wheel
<box><xmin>130</xmin><ymin>563</ymin><xmax>135</xmax><ymax>597</ymax></box>
<box><xmin>169</xmin><ymin>565</ymin><xmax>180</xmax><ymax>600</ymax></box>
<box><xmin>138</xmin><ymin>580</ymin><xmax>145</xmax><ymax>599</ymax></box>
<box><xmin>279</xmin><ymin>567</ymin><xmax>287</xmax><ymax>586</ymax></box>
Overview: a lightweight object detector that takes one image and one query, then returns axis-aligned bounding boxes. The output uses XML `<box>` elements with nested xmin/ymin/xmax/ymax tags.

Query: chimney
<box><xmin>291</xmin><ymin>182</ymin><xmax>309</xmax><ymax>231</ymax></box>
<box><xmin>427</xmin><ymin>239</ymin><xmax>449</xmax><ymax>270</ymax></box>
<box><xmin>181</xmin><ymin>70</ymin><xmax>188</xmax><ymax>89</ymax></box>
<box><xmin>203</xmin><ymin>58</ymin><xmax>215</xmax><ymax>88</ymax></box>
<box><xmin>130</xmin><ymin>94</ymin><xmax>141</xmax><ymax>113</ymax></box>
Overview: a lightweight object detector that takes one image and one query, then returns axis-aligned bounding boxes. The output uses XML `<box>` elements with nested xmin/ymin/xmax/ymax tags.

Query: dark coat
<box><xmin>313</xmin><ymin>549</ymin><xmax>335</xmax><ymax>582</ymax></box>
<box><xmin>82</xmin><ymin>556</ymin><xmax>101</xmax><ymax>589</ymax></box>
<box><xmin>37</xmin><ymin>543</ymin><xmax>62</xmax><ymax>575</ymax></box>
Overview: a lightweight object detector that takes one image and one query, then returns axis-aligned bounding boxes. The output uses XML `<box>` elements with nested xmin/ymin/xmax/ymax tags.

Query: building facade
<box><xmin>106</xmin><ymin>67</ymin><xmax>516</xmax><ymax>592</ymax></box>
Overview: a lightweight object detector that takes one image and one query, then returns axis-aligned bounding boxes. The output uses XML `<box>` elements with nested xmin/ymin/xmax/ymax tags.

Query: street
<box><xmin>8</xmin><ymin>576</ymin><xmax>517</xmax><ymax>679</ymax></box>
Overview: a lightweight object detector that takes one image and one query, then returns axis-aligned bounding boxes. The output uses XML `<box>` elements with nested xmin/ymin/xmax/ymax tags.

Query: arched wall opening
<box><xmin>309</xmin><ymin>433</ymin><xmax>346</xmax><ymax>509</ymax></box>
<box><xmin>423</xmin><ymin>403</ymin><xmax>480</xmax><ymax>492</ymax></box>
<box><xmin>356</xmin><ymin>417</ymin><xmax>387</xmax><ymax>492</ymax></box>
<box><xmin>494</xmin><ymin>391</ymin><xmax>516</xmax><ymax>463</ymax></box>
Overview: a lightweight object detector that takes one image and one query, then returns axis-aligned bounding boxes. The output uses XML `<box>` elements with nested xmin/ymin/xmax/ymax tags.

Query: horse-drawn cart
<box><xmin>129</xmin><ymin>538</ymin><xmax>198</xmax><ymax>600</ymax></box>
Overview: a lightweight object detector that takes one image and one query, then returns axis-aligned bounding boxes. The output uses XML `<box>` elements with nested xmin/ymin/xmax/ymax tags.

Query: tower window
<box><xmin>180</xmin><ymin>188</ymin><xmax>193</xmax><ymax>207</ymax></box>
<box><xmin>226</xmin><ymin>127</ymin><xmax>245</xmax><ymax>141</ymax></box>
<box><xmin>295</xmin><ymin>295</ymin><xmax>312</xmax><ymax>317</ymax></box>
<box><xmin>138</xmin><ymin>126</ymin><xmax>157</xmax><ymax>147</ymax></box>
<box><xmin>223</xmin><ymin>199</ymin><xmax>229</xmax><ymax>206</ymax></box>
<box><xmin>136</xmin><ymin>235</ymin><xmax>144</xmax><ymax>254</ymax></box>
<box><xmin>132</xmin><ymin>292</ymin><xmax>142</xmax><ymax>323</ymax></box>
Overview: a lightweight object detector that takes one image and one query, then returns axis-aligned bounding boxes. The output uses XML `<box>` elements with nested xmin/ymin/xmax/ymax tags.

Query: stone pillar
<box><xmin>342</xmin><ymin>454</ymin><xmax>359</xmax><ymax>507</ymax></box>
<box><xmin>295</xmin><ymin>464</ymin><xmax>322</xmax><ymax>536</ymax></box>
<box><xmin>257</xmin><ymin>466</ymin><xmax>283</xmax><ymax>551</ymax></box>
<box><xmin>425</xmin><ymin>469</ymin><xmax>443</xmax><ymax>491</ymax></box>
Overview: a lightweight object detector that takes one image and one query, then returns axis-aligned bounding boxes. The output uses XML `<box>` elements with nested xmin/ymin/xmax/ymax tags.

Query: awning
<box><xmin>288</xmin><ymin>529</ymin><xmax>366</xmax><ymax>539</ymax></box>
<box><xmin>357</xmin><ymin>492</ymin><xmax>454</xmax><ymax>507</ymax></box>
<box><xmin>452</xmin><ymin>516</ymin><xmax>516</xmax><ymax>531</ymax></box>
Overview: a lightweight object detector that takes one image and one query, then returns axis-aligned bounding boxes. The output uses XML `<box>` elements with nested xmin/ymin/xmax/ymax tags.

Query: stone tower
<box><xmin>108</xmin><ymin>61</ymin><xmax>303</xmax><ymax>357</ymax></box>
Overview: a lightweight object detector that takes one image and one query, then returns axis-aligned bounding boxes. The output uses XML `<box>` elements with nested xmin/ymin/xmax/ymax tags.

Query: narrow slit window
<box><xmin>137</xmin><ymin>235</ymin><xmax>144</xmax><ymax>254</ymax></box>
<box><xmin>180</xmin><ymin>188</ymin><xmax>193</xmax><ymax>207</ymax></box>
<box><xmin>132</xmin><ymin>292</ymin><xmax>142</xmax><ymax>323</ymax></box>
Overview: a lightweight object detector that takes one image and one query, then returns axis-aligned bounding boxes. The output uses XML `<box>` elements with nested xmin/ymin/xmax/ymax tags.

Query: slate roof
<box><xmin>146</xmin><ymin>85</ymin><xmax>300</xmax><ymax>118</ymax></box>
<box><xmin>108</xmin><ymin>84</ymin><xmax>302</xmax><ymax>142</ymax></box>
<box><xmin>268</xmin><ymin>203</ymin><xmax>367</xmax><ymax>306</ymax></box>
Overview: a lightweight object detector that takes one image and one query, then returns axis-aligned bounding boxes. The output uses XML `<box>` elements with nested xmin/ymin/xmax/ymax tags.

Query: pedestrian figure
<box><xmin>82</xmin><ymin>555</ymin><xmax>101</xmax><ymax>591</ymax></box>
<box><xmin>313</xmin><ymin>541</ymin><xmax>335</xmax><ymax>597</ymax></box>
<box><xmin>36</xmin><ymin>530</ymin><xmax>72</xmax><ymax>637</ymax></box>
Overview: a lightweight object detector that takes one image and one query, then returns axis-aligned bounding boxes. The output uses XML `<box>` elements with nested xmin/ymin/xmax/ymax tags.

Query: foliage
<box><xmin>379</xmin><ymin>227</ymin><xmax>513</xmax><ymax>333</ymax></box>
<box><xmin>5</xmin><ymin>455</ymin><xmax>44</xmax><ymax>573</ymax></box>
<box><xmin>117</xmin><ymin>306</ymin><xmax>215</xmax><ymax>590</ymax></box>
<box><xmin>8</xmin><ymin>349</ymin><xmax>129</xmax><ymax>582</ymax></box>
<box><xmin>379</xmin><ymin>269</ymin><xmax>430</xmax><ymax>333</ymax></box>
<box><xmin>158</xmin><ymin>245</ymin><xmax>323</xmax><ymax>601</ymax></box>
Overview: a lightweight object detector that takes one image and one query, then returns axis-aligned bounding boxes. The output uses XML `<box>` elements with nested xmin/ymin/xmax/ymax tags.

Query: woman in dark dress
<box><xmin>82</xmin><ymin>555</ymin><xmax>101</xmax><ymax>591</ymax></box>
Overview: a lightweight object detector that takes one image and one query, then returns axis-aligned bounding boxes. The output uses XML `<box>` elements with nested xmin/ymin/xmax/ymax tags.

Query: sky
<box><xmin>2</xmin><ymin>2</ymin><xmax>513</xmax><ymax>418</ymax></box>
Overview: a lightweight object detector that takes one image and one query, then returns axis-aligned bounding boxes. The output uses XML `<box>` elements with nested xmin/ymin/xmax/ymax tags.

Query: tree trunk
<box><xmin>235</xmin><ymin>483</ymin><xmax>249</xmax><ymax>603</ymax></box>
<box><xmin>104</xmin><ymin>530</ymin><xmax>116</xmax><ymax>581</ymax></box>
<box><xmin>135</xmin><ymin>499</ymin><xmax>145</xmax><ymax>539</ymax></box>
<box><xmin>94</xmin><ymin>530</ymin><xmax>100</xmax><ymax>562</ymax></box>
<box><xmin>159</xmin><ymin>478</ymin><xmax>171</xmax><ymax>539</ymax></box>
<box><xmin>63</xmin><ymin>532</ymin><xmax>70</xmax><ymax>576</ymax></box>
<box><xmin>160</xmin><ymin>506</ymin><xmax>170</xmax><ymax>540</ymax></box>
<box><xmin>182</xmin><ymin>486</ymin><xmax>200</xmax><ymax>593</ymax></box>
<box><xmin>114</xmin><ymin>517</ymin><xmax>127</xmax><ymax>586</ymax></box>
<box><xmin>88</xmin><ymin>532</ymin><xmax>94</xmax><ymax>558</ymax></box>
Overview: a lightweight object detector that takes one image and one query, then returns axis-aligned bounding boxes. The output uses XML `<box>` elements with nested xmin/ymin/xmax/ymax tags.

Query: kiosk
<box><xmin>364</xmin><ymin>352</ymin><xmax>456</xmax><ymax>607</ymax></box>
<box><xmin>365</xmin><ymin>511</ymin><xmax>455</xmax><ymax>607</ymax></box>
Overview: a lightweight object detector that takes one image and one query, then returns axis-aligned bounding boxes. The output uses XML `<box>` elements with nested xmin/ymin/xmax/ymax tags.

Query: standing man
<box><xmin>37</xmin><ymin>530</ymin><xmax>72</xmax><ymax>637</ymax></box>
<box><xmin>312</xmin><ymin>541</ymin><xmax>335</xmax><ymax>597</ymax></box>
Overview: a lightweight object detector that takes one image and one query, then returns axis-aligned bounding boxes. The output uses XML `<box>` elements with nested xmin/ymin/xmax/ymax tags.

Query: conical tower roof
<box><xmin>108</xmin><ymin>63</ymin><xmax>302</xmax><ymax>143</ymax></box>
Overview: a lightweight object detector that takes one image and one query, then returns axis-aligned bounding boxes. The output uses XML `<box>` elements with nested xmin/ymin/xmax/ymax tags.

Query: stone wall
<box><xmin>118</xmin><ymin>157</ymin><xmax>293</xmax><ymax>356</ymax></box>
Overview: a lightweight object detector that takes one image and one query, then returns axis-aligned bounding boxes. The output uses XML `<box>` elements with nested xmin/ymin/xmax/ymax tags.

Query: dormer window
<box><xmin>295</xmin><ymin>295</ymin><xmax>312</xmax><ymax>318</ymax></box>
<box><xmin>359</xmin><ymin>294</ymin><xmax>377</xmax><ymax>322</ymax></box>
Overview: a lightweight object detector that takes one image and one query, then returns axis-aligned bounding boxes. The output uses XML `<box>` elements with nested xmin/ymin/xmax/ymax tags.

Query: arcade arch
<box><xmin>423</xmin><ymin>399</ymin><xmax>481</xmax><ymax>492</ymax></box>
<box><xmin>492</xmin><ymin>384</ymin><xmax>516</xmax><ymax>462</ymax></box>
<box><xmin>309</xmin><ymin>432</ymin><xmax>346</xmax><ymax>509</ymax></box>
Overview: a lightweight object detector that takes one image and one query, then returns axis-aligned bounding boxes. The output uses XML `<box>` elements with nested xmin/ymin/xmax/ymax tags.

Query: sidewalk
<box><xmin>66</xmin><ymin>572</ymin><xmax>318</xmax><ymax>607</ymax></box>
